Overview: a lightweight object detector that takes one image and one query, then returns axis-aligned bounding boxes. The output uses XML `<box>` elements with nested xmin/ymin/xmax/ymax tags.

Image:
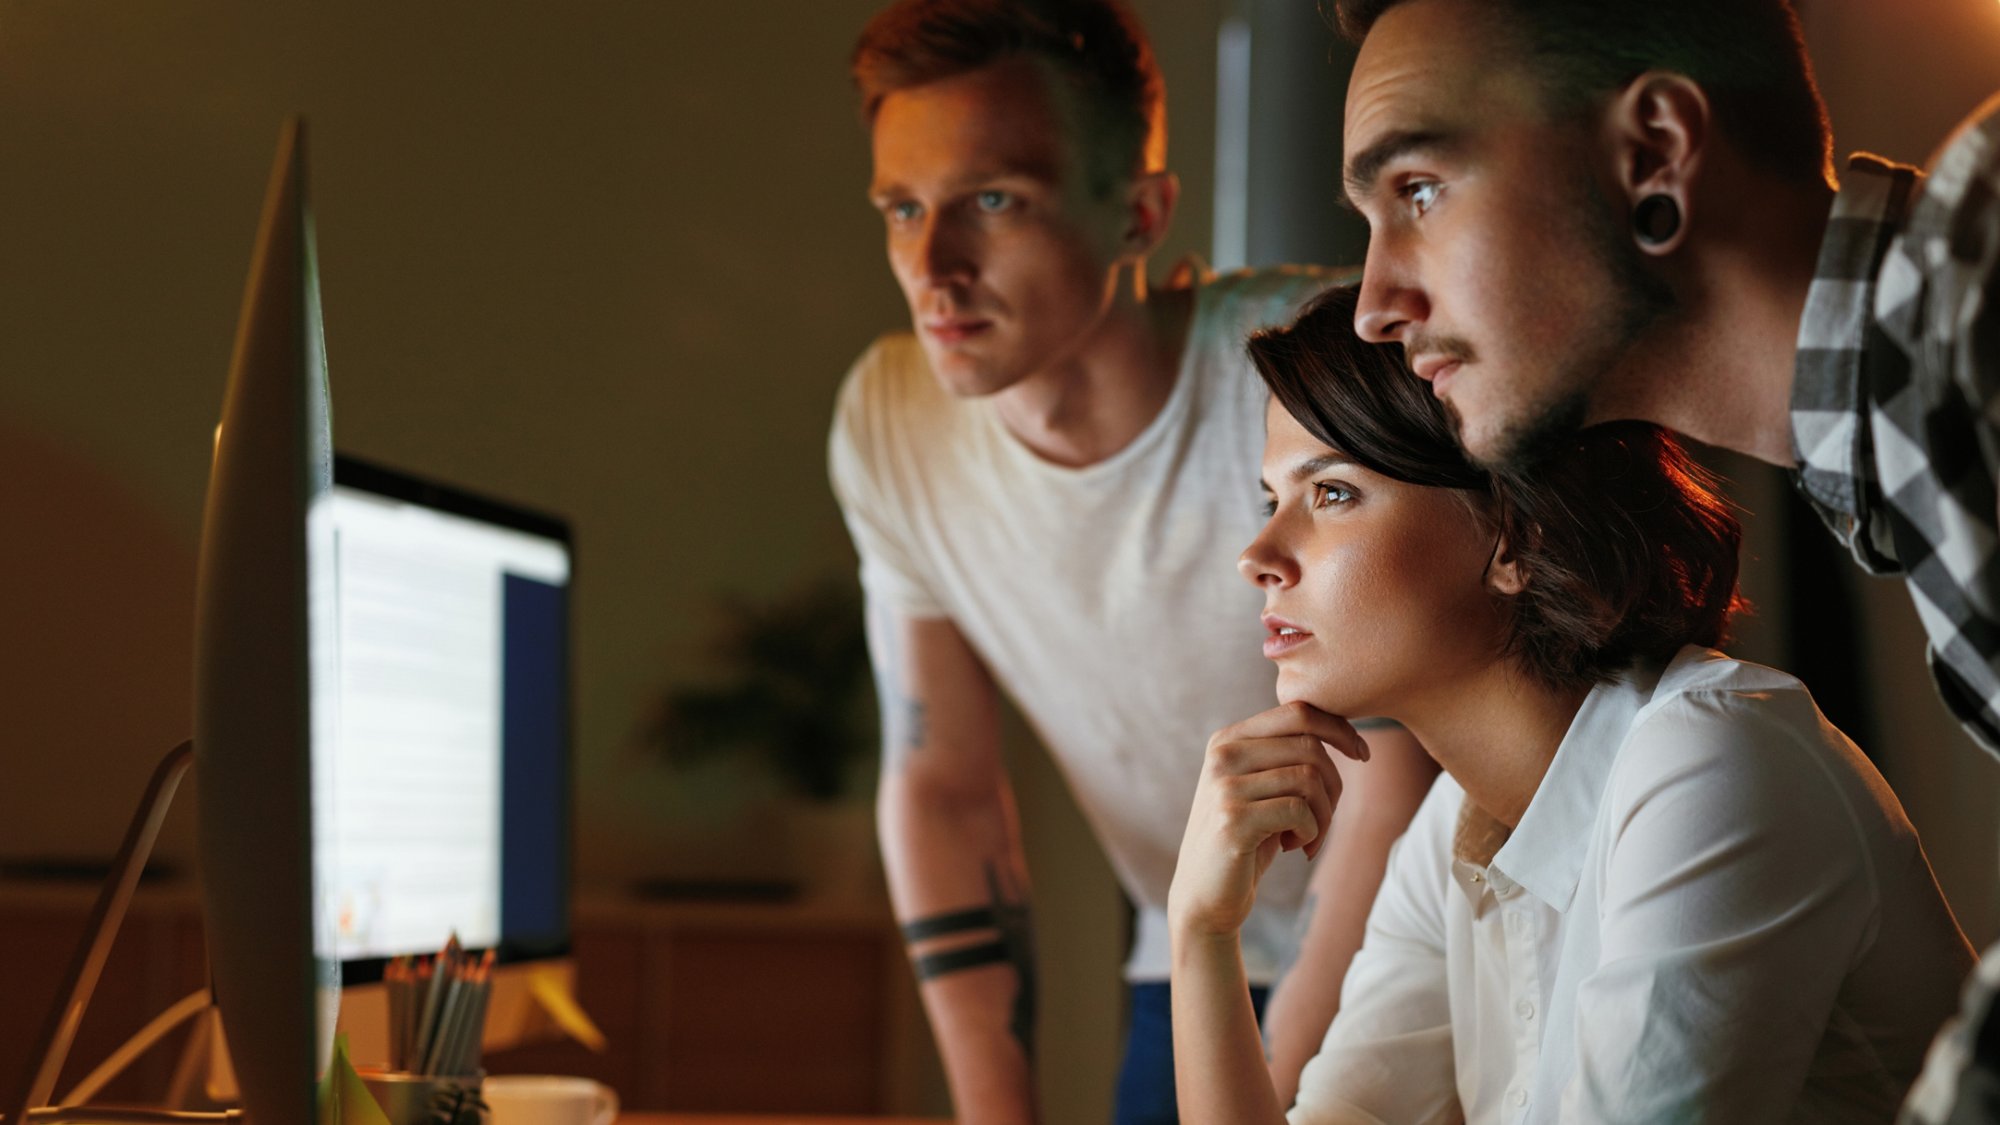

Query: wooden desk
<box><xmin>623</xmin><ymin>1117</ymin><xmax>947</xmax><ymax>1125</ymax></box>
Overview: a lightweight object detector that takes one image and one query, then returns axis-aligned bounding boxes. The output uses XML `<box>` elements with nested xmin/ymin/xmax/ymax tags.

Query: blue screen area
<box><xmin>500</xmin><ymin>572</ymin><xmax>568</xmax><ymax>953</ymax></box>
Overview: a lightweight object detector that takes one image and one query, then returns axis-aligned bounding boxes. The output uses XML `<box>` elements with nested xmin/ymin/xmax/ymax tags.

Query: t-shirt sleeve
<box><xmin>826</xmin><ymin>340</ymin><xmax>948</xmax><ymax>619</ymax></box>
<box><xmin>1288</xmin><ymin>775</ymin><xmax>1462</xmax><ymax>1125</ymax></box>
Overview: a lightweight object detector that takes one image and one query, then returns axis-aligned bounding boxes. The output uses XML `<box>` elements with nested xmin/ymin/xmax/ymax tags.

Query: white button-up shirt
<box><xmin>1288</xmin><ymin>648</ymin><xmax>1975</xmax><ymax>1124</ymax></box>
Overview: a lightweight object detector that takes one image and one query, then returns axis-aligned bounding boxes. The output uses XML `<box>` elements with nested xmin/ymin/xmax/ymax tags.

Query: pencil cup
<box><xmin>358</xmin><ymin>1069</ymin><xmax>487</xmax><ymax>1125</ymax></box>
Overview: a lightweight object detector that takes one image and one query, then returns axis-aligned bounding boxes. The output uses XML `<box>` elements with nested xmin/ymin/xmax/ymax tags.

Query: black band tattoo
<box><xmin>903</xmin><ymin>865</ymin><xmax>1037</xmax><ymax>1060</ymax></box>
<box><xmin>902</xmin><ymin>906</ymin><xmax>1000</xmax><ymax>944</ymax></box>
<box><xmin>914</xmin><ymin>940</ymin><xmax>1010</xmax><ymax>979</ymax></box>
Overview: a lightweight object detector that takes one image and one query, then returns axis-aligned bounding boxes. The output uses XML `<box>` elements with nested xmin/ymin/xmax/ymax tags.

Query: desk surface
<box><xmin>58</xmin><ymin>1103</ymin><xmax>942</xmax><ymax>1124</ymax></box>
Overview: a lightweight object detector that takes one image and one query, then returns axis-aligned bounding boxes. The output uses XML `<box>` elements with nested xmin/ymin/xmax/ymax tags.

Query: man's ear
<box><xmin>1603</xmin><ymin>72</ymin><xmax>1710</xmax><ymax>256</ymax></box>
<box><xmin>1121</xmin><ymin>169</ymin><xmax>1179</xmax><ymax>259</ymax></box>
<box><xmin>1485</xmin><ymin>532</ymin><xmax>1529</xmax><ymax>597</ymax></box>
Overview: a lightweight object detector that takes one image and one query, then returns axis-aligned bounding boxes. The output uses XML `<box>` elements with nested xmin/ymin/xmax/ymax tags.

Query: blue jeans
<box><xmin>1112</xmin><ymin>981</ymin><xmax>1270</xmax><ymax>1125</ymax></box>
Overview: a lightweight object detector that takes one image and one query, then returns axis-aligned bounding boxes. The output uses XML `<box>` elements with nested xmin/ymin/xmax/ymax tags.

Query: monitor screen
<box><xmin>324</xmin><ymin>455</ymin><xmax>572</xmax><ymax>979</ymax></box>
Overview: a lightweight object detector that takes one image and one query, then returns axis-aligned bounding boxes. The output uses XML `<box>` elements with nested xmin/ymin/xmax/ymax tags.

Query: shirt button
<box><xmin>1471</xmin><ymin>872</ymin><xmax>1484</xmax><ymax>883</ymax></box>
<box><xmin>1511</xmin><ymin>1088</ymin><xmax>1528</xmax><ymax>1107</ymax></box>
<box><xmin>1515</xmin><ymin>998</ymin><xmax>1535</xmax><ymax>1021</ymax></box>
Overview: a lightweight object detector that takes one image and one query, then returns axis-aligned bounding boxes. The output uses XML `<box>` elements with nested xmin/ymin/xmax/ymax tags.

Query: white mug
<box><xmin>481</xmin><ymin>1075</ymin><xmax>619</xmax><ymax>1125</ymax></box>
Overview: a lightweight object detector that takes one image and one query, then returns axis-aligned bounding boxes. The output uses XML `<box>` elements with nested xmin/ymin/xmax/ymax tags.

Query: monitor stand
<box><xmin>3</xmin><ymin>740</ymin><xmax>241</xmax><ymax>1125</ymax></box>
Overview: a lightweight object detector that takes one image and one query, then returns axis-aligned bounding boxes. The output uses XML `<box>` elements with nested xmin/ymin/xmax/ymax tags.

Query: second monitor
<box><xmin>323</xmin><ymin>454</ymin><xmax>573</xmax><ymax>988</ymax></box>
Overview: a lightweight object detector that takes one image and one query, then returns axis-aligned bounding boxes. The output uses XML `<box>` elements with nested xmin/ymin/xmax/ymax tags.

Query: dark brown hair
<box><xmin>1333</xmin><ymin>0</ymin><xmax>1831</xmax><ymax>187</ymax></box>
<box><xmin>1248</xmin><ymin>285</ymin><xmax>1745</xmax><ymax>693</ymax></box>
<box><xmin>851</xmin><ymin>0</ymin><xmax>1166</xmax><ymax>193</ymax></box>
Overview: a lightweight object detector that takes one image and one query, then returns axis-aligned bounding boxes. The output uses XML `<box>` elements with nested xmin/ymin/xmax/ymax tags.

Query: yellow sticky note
<box><xmin>317</xmin><ymin>1035</ymin><xmax>391</xmax><ymax>1125</ymax></box>
<box><xmin>527</xmin><ymin>963</ymin><xmax>608</xmax><ymax>1052</ymax></box>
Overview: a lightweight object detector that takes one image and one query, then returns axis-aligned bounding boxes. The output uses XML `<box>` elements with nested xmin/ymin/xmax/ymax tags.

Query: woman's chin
<box><xmin>1274</xmin><ymin>669</ymin><xmax>1361</xmax><ymax>716</ymax></box>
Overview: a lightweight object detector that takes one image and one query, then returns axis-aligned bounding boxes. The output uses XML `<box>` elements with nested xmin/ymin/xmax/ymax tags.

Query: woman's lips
<box><xmin>1262</xmin><ymin>616</ymin><xmax>1314</xmax><ymax>659</ymax></box>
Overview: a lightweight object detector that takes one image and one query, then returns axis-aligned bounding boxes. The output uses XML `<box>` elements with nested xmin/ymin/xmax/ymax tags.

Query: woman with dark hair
<box><xmin>1167</xmin><ymin>286</ymin><xmax>1974</xmax><ymax>1123</ymax></box>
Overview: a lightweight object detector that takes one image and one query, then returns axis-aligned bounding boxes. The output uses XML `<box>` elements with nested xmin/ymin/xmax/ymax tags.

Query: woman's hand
<box><xmin>1169</xmin><ymin>701</ymin><xmax>1367</xmax><ymax>939</ymax></box>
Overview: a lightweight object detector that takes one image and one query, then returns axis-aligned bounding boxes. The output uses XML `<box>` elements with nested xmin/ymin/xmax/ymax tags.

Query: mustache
<box><xmin>1402</xmin><ymin>330</ymin><xmax>1477</xmax><ymax>368</ymax></box>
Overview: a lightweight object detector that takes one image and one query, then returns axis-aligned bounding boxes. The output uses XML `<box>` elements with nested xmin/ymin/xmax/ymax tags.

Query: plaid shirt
<box><xmin>1789</xmin><ymin>97</ymin><xmax>2000</xmax><ymax>1125</ymax></box>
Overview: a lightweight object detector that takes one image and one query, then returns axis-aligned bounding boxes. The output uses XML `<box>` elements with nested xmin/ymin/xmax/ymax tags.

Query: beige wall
<box><xmin>4</xmin><ymin>1</ymin><xmax>1999</xmax><ymax>1120</ymax></box>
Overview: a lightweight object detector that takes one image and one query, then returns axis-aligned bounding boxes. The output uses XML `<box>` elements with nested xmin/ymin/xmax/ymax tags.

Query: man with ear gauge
<box><xmin>825</xmin><ymin>2</ymin><xmax>1439</xmax><ymax>1122</ymax></box>
<box><xmin>1329</xmin><ymin>0</ymin><xmax>2000</xmax><ymax>1117</ymax></box>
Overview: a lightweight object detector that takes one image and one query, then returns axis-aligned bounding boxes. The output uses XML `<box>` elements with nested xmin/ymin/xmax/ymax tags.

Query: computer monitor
<box><xmin>192</xmin><ymin>116</ymin><xmax>338</xmax><ymax>1125</ymax></box>
<box><xmin>323</xmin><ymin>456</ymin><xmax>573</xmax><ymax>973</ymax></box>
<box><xmin>19</xmin><ymin>116</ymin><xmax>567</xmax><ymax>1125</ymax></box>
<box><xmin>321</xmin><ymin>456</ymin><xmax>573</xmax><ymax>1062</ymax></box>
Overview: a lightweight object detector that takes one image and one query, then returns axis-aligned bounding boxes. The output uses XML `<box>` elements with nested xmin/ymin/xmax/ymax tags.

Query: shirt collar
<box><xmin>1790</xmin><ymin>153</ymin><xmax>1922</xmax><ymax>518</ymax></box>
<box><xmin>1489</xmin><ymin>665</ymin><xmax>1658</xmax><ymax>912</ymax></box>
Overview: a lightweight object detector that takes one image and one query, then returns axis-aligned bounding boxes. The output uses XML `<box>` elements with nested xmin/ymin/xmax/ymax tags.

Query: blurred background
<box><xmin>2</xmin><ymin>0</ymin><xmax>1997</xmax><ymax>1119</ymax></box>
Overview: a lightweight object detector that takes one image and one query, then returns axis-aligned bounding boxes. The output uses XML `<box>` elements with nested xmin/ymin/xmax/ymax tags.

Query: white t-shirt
<box><xmin>828</xmin><ymin>266</ymin><xmax>1338</xmax><ymax>982</ymax></box>
<box><xmin>1290</xmin><ymin>647</ymin><xmax>1975</xmax><ymax>1125</ymax></box>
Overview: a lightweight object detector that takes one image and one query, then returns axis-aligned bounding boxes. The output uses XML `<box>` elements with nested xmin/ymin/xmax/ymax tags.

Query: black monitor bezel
<box><xmin>329</xmin><ymin>452</ymin><xmax>575</xmax><ymax>984</ymax></box>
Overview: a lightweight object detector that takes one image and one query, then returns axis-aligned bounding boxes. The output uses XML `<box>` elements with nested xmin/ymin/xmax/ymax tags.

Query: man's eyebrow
<box><xmin>868</xmin><ymin>162</ymin><xmax>1061</xmax><ymax>204</ymax></box>
<box><xmin>1342</xmin><ymin>129</ymin><xmax>1456</xmax><ymax>207</ymax></box>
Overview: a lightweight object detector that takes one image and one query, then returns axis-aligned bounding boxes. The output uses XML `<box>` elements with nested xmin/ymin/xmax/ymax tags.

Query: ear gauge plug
<box><xmin>1634</xmin><ymin>194</ymin><xmax>1682</xmax><ymax>247</ymax></box>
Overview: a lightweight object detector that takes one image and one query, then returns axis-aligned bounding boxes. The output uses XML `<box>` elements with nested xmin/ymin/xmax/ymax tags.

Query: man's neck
<box><xmin>989</xmin><ymin>268</ymin><xmax>1195</xmax><ymax>468</ymax></box>
<box><xmin>1398</xmin><ymin>661</ymin><xmax>1586</xmax><ymax>829</ymax></box>
<box><xmin>1595</xmin><ymin>176</ymin><xmax>1836</xmax><ymax>468</ymax></box>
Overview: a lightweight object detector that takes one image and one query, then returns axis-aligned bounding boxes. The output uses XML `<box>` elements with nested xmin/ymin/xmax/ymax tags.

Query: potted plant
<box><xmin>637</xmin><ymin>578</ymin><xmax>880</xmax><ymax>899</ymax></box>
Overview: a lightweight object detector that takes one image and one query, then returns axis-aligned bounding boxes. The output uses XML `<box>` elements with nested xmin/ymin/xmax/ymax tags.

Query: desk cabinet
<box><xmin>488</xmin><ymin>897</ymin><xmax>939</xmax><ymax>1115</ymax></box>
<box><xmin>0</xmin><ymin>885</ymin><xmax>941</xmax><ymax>1116</ymax></box>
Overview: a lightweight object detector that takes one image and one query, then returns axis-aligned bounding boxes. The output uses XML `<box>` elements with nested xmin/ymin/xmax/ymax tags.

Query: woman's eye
<box><xmin>1260</xmin><ymin>497</ymin><xmax>1278</xmax><ymax>518</ymax></box>
<box><xmin>888</xmin><ymin>200</ymin><xmax>922</xmax><ymax>223</ymax></box>
<box><xmin>1312</xmin><ymin>482</ymin><xmax>1354</xmax><ymax>508</ymax></box>
<box><xmin>975</xmin><ymin>190</ymin><xmax>1014</xmax><ymax>214</ymax></box>
<box><xmin>1402</xmin><ymin>180</ymin><xmax>1441</xmax><ymax>217</ymax></box>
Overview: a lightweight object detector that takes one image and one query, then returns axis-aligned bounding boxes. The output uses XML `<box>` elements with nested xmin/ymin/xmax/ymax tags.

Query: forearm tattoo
<box><xmin>896</xmin><ymin>697</ymin><xmax>927</xmax><ymax>752</ymax></box>
<box><xmin>866</xmin><ymin>602</ymin><xmax>927</xmax><ymax>764</ymax></box>
<box><xmin>904</xmin><ymin>863</ymin><xmax>1037</xmax><ymax>1060</ymax></box>
<box><xmin>902</xmin><ymin>904</ymin><xmax>1000</xmax><ymax>943</ymax></box>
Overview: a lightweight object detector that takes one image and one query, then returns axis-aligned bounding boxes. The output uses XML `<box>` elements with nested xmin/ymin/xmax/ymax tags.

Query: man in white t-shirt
<box><xmin>827</xmin><ymin>2</ymin><xmax>1438</xmax><ymax>1122</ymax></box>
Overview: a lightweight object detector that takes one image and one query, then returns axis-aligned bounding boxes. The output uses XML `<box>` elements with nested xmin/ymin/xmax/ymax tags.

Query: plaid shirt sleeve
<box><xmin>1792</xmin><ymin>97</ymin><xmax>2000</xmax><ymax>1124</ymax></box>
<box><xmin>1872</xmin><ymin>97</ymin><xmax>2000</xmax><ymax>761</ymax></box>
<box><xmin>1900</xmin><ymin>940</ymin><xmax>2000</xmax><ymax>1125</ymax></box>
<box><xmin>1794</xmin><ymin>98</ymin><xmax>2000</xmax><ymax>758</ymax></box>
<box><xmin>1791</xmin><ymin>152</ymin><xmax>1918</xmax><ymax>573</ymax></box>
